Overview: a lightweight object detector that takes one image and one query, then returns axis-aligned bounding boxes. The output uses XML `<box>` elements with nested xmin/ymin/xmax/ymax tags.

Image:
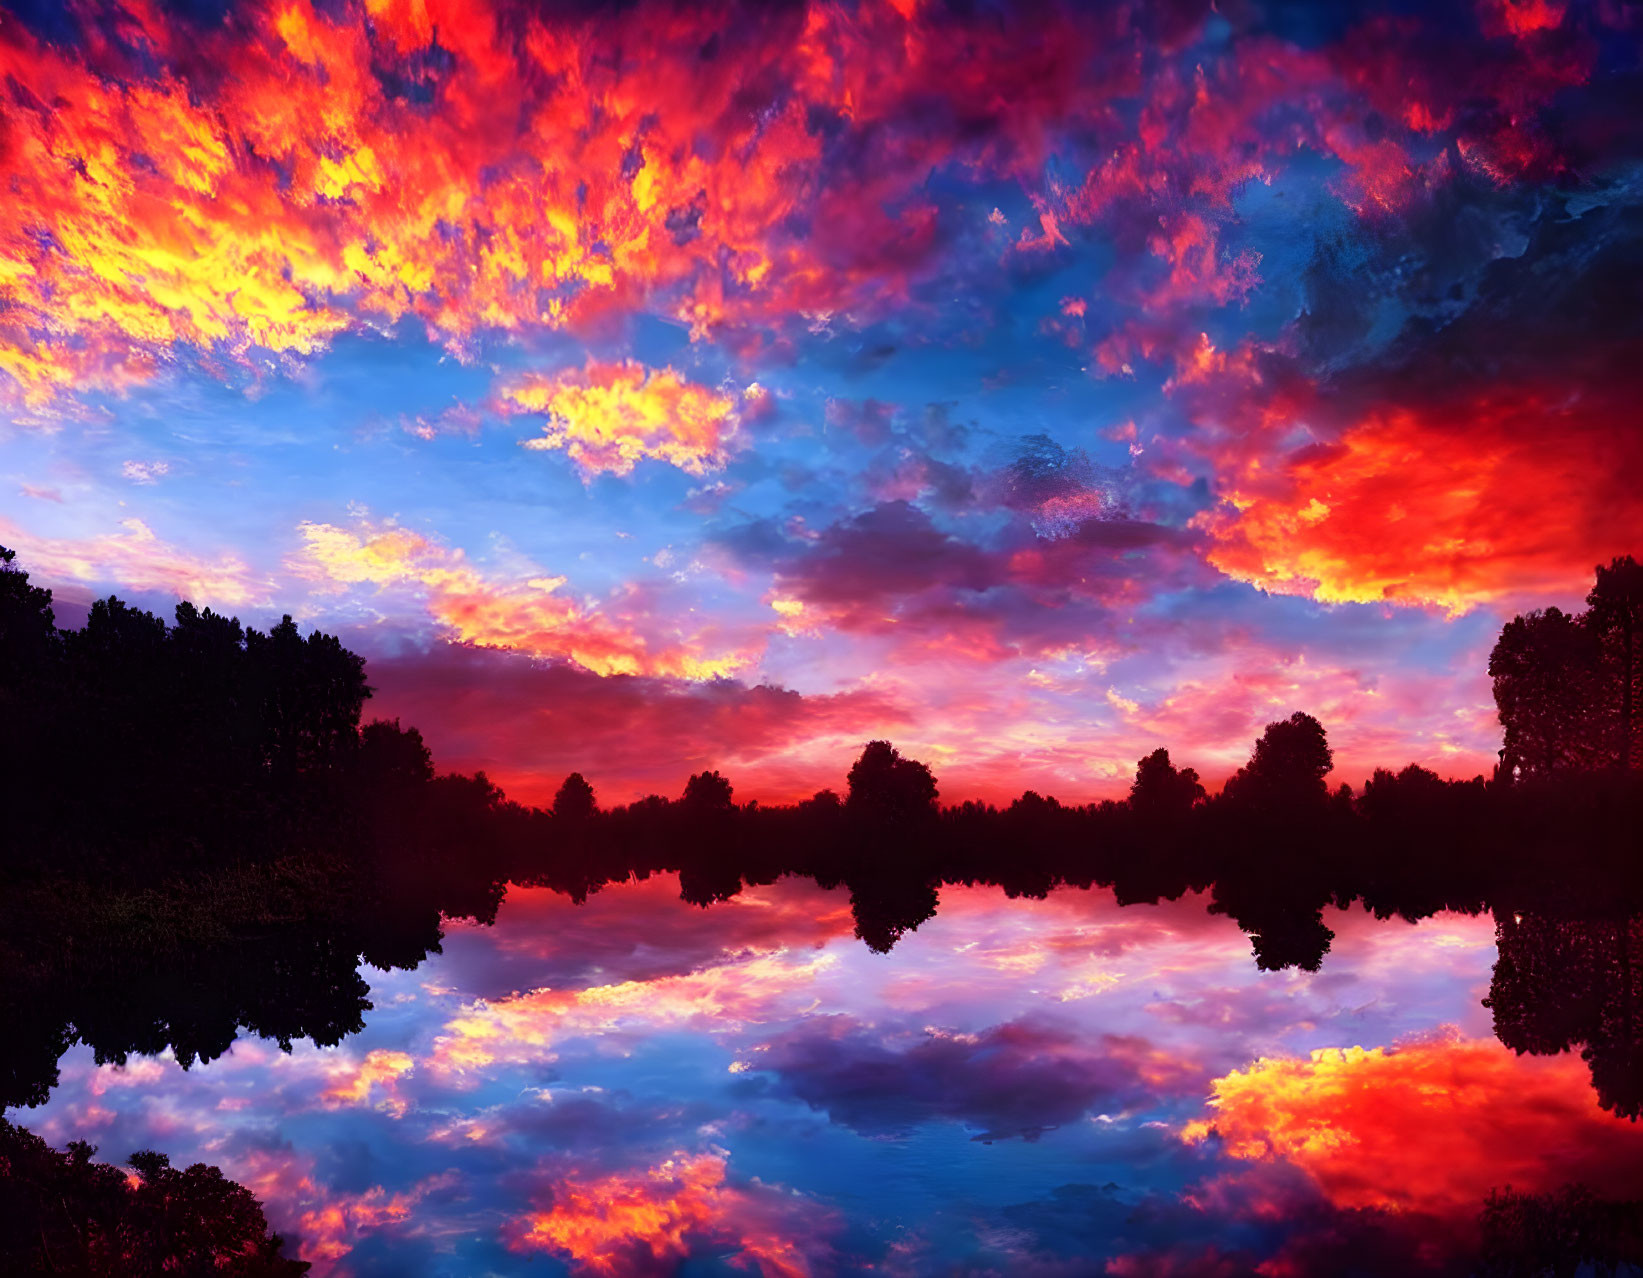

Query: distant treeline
<box><xmin>2</xmin><ymin>545</ymin><xmax>1639</xmax><ymax>908</ymax></box>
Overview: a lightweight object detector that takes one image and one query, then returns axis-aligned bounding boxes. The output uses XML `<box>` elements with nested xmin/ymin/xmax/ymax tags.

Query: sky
<box><xmin>30</xmin><ymin>874</ymin><xmax>1641</xmax><ymax>1276</ymax></box>
<box><xmin>3</xmin><ymin>0</ymin><xmax>1642</xmax><ymax>805</ymax></box>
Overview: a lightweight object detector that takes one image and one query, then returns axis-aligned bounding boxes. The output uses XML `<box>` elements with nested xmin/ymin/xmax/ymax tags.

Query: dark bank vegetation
<box><xmin>1</xmin><ymin>547</ymin><xmax>1641</xmax><ymax>1271</ymax></box>
<box><xmin>0</xmin><ymin>1119</ymin><xmax>308</xmax><ymax>1276</ymax></box>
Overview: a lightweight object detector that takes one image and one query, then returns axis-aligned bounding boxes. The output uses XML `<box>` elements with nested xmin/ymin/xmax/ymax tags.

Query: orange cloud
<box><xmin>506</xmin><ymin>1152</ymin><xmax>821</xmax><ymax>1277</ymax></box>
<box><xmin>1195</xmin><ymin>395</ymin><xmax>1643</xmax><ymax>614</ymax></box>
<box><xmin>502</xmin><ymin>360</ymin><xmax>745</xmax><ymax>477</ymax></box>
<box><xmin>0</xmin><ymin>515</ymin><xmax>267</xmax><ymax>606</ymax></box>
<box><xmin>297</xmin><ymin>517</ymin><xmax>755</xmax><ymax>678</ymax></box>
<box><xmin>318</xmin><ymin>1048</ymin><xmax>415</xmax><ymax>1116</ymax></box>
<box><xmin>1181</xmin><ymin>1033</ymin><xmax>1643</xmax><ymax>1213</ymax></box>
<box><xmin>236</xmin><ymin>1146</ymin><xmax>453</xmax><ymax>1275</ymax></box>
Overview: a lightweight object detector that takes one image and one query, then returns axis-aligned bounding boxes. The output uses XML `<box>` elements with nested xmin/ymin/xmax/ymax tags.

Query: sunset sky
<box><xmin>4</xmin><ymin>0</ymin><xmax>1641</xmax><ymax>805</ymax></box>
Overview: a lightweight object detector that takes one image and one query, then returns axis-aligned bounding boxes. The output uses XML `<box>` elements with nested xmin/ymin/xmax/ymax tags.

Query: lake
<box><xmin>11</xmin><ymin>872</ymin><xmax>1640</xmax><ymax>1275</ymax></box>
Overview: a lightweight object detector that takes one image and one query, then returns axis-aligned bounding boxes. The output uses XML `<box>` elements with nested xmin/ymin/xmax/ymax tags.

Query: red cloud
<box><xmin>3</xmin><ymin>0</ymin><xmax>1606</xmax><ymax>408</ymax></box>
<box><xmin>1170</xmin><ymin>202</ymin><xmax>1643</xmax><ymax>621</ymax></box>
<box><xmin>1195</xmin><ymin>391</ymin><xmax>1643</xmax><ymax>614</ymax></box>
<box><xmin>361</xmin><ymin>640</ymin><xmax>909</xmax><ymax>807</ymax></box>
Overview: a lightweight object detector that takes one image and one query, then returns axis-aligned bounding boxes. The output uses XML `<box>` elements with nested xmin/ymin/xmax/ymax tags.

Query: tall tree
<box><xmin>1222</xmin><ymin>711</ymin><xmax>1333</xmax><ymax>809</ymax></box>
<box><xmin>0</xmin><ymin>545</ymin><xmax>56</xmax><ymax>684</ymax></box>
<box><xmin>1588</xmin><ymin>555</ymin><xmax>1643</xmax><ymax>771</ymax></box>
<box><xmin>552</xmin><ymin>772</ymin><xmax>598</xmax><ymax>822</ymax></box>
<box><xmin>1492</xmin><ymin>557</ymin><xmax>1643</xmax><ymax>776</ymax></box>
<box><xmin>681</xmin><ymin>770</ymin><xmax>735</xmax><ymax>814</ymax></box>
<box><xmin>1128</xmin><ymin>748</ymin><xmax>1205</xmax><ymax>819</ymax></box>
<box><xmin>845</xmin><ymin>740</ymin><xmax>938</xmax><ymax>828</ymax></box>
<box><xmin>246</xmin><ymin>617</ymin><xmax>370</xmax><ymax>779</ymax></box>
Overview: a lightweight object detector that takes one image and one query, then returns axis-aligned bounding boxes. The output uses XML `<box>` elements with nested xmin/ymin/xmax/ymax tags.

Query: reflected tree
<box><xmin>0</xmin><ymin>1120</ymin><xmax>309</xmax><ymax>1275</ymax></box>
<box><xmin>1480</xmin><ymin>1182</ymin><xmax>1643</xmax><ymax>1277</ymax></box>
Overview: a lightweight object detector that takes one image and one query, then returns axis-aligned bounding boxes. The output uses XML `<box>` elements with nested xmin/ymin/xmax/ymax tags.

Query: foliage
<box><xmin>0</xmin><ymin>1119</ymin><xmax>308</xmax><ymax>1276</ymax></box>
<box><xmin>1493</xmin><ymin>556</ymin><xmax>1643</xmax><ymax>776</ymax></box>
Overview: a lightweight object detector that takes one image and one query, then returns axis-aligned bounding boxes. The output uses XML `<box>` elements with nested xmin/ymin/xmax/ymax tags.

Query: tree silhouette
<box><xmin>1492</xmin><ymin>558</ymin><xmax>1643</xmax><ymax>777</ymax></box>
<box><xmin>681</xmin><ymin>770</ymin><xmax>735</xmax><ymax>813</ymax></box>
<box><xmin>1210</xmin><ymin>713</ymin><xmax>1341</xmax><ymax>971</ymax></box>
<box><xmin>1492</xmin><ymin>608</ymin><xmax>1605</xmax><ymax>776</ymax></box>
<box><xmin>1486</xmin><ymin>911</ymin><xmax>1643</xmax><ymax>1119</ymax></box>
<box><xmin>1222</xmin><ymin>711</ymin><xmax>1333</xmax><ymax>808</ymax></box>
<box><xmin>248</xmin><ymin>616</ymin><xmax>370</xmax><ymax>781</ymax></box>
<box><xmin>1129</xmin><ymin>748</ymin><xmax>1205</xmax><ymax>819</ymax></box>
<box><xmin>0</xmin><ymin>1121</ymin><xmax>309</xmax><ymax>1275</ymax></box>
<box><xmin>1588</xmin><ymin>555</ymin><xmax>1643</xmax><ymax>772</ymax></box>
<box><xmin>676</xmin><ymin>771</ymin><xmax>742</xmax><ymax>906</ymax></box>
<box><xmin>0</xmin><ymin>545</ymin><xmax>56</xmax><ymax>682</ymax></box>
<box><xmin>846</xmin><ymin>740</ymin><xmax>938</xmax><ymax>828</ymax></box>
<box><xmin>552</xmin><ymin>772</ymin><xmax>598</xmax><ymax>822</ymax></box>
<box><xmin>1479</xmin><ymin>1183</ymin><xmax>1643</xmax><ymax>1277</ymax></box>
<box><xmin>357</xmin><ymin>718</ymin><xmax>437</xmax><ymax>793</ymax></box>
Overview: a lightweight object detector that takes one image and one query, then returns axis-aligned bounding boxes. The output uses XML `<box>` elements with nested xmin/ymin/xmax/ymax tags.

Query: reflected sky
<box><xmin>16</xmin><ymin>877</ymin><xmax>1638</xmax><ymax>1275</ymax></box>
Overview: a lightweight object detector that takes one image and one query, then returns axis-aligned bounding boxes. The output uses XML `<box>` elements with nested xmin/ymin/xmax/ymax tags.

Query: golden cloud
<box><xmin>502</xmin><ymin>360</ymin><xmax>743</xmax><ymax>477</ymax></box>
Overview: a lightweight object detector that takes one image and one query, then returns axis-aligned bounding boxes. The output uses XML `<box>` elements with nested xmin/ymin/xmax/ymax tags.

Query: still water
<box><xmin>14</xmin><ymin>875</ymin><xmax>1641</xmax><ymax>1275</ymax></box>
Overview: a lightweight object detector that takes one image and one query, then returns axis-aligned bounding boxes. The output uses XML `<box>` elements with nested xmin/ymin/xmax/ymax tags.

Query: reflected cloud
<box><xmin>750</xmin><ymin>1013</ymin><xmax>1207</xmax><ymax>1142</ymax></box>
<box><xmin>438</xmin><ymin>876</ymin><xmax>856</xmax><ymax>998</ymax></box>
<box><xmin>1181</xmin><ymin>1033</ymin><xmax>1643</xmax><ymax>1211</ymax></box>
<box><xmin>427</xmin><ymin>950</ymin><xmax>837</xmax><ymax>1083</ymax></box>
<box><xmin>506</xmin><ymin>1151</ymin><xmax>832</xmax><ymax>1277</ymax></box>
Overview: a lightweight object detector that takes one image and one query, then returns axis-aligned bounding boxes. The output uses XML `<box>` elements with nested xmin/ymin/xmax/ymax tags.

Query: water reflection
<box><xmin>1489</xmin><ymin>910</ymin><xmax>1643</xmax><ymax>1120</ymax></box>
<box><xmin>12</xmin><ymin>875</ymin><xmax>1643</xmax><ymax>1276</ymax></box>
